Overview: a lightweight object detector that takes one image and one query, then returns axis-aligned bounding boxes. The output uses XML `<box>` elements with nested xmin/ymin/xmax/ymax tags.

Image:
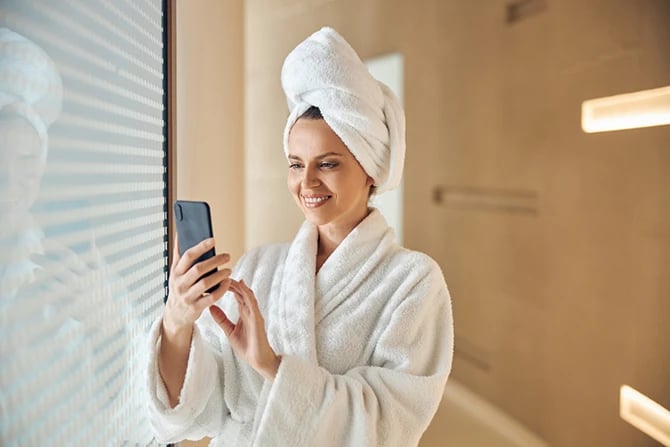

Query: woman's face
<box><xmin>0</xmin><ymin>116</ymin><xmax>45</xmax><ymax>227</ymax></box>
<box><xmin>287</xmin><ymin>118</ymin><xmax>373</xmax><ymax>232</ymax></box>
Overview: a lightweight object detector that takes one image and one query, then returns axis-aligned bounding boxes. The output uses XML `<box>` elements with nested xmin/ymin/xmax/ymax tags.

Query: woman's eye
<box><xmin>320</xmin><ymin>162</ymin><xmax>337</xmax><ymax>169</ymax></box>
<box><xmin>289</xmin><ymin>163</ymin><xmax>302</xmax><ymax>169</ymax></box>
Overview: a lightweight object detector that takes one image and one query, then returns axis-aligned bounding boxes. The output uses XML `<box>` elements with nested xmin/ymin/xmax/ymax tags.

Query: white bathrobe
<box><xmin>147</xmin><ymin>209</ymin><xmax>453</xmax><ymax>446</ymax></box>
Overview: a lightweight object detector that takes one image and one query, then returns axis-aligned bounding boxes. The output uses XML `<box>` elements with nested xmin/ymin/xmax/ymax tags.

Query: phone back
<box><xmin>173</xmin><ymin>200</ymin><xmax>217</xmax><ymax>292</ymax></box>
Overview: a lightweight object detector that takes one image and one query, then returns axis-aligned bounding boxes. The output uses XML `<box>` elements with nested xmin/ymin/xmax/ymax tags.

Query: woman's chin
<box><xmin>302</xmin><ymin>210</ymin><xmax>332</xmax><ymax>227</ymax></box>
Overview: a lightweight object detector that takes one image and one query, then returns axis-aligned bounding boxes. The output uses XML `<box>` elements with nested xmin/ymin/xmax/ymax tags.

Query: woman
<box><xmin>148</xmin><ymin>27</ymin><xmax>453</xmax><ymax>446</ymax></box>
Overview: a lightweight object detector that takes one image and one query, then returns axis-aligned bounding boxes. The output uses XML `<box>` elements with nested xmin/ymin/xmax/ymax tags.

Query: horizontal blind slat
<box><xmin>1</xmin><ymin>1</ymin><xmax>166</xmax><ymax>445</ymax></box>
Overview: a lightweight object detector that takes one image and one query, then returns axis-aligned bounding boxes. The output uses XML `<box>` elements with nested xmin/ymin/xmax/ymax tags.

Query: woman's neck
<box><xmin>315</xmin><ymin>209</ymin><xmax>371</xmax><ymax>272</ymax></box>
<box><xmin>315</xmin><ymin>231</ymin><xmax>339</xmax><ymax>274</ymax></box>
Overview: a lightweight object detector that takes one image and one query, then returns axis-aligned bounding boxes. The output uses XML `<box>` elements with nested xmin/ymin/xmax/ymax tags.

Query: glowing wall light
<box><xmin>581</xmin><ymin>85</ymin><xmax>670</xmax><ymax>133</ymax></box>
<box><xmin>620</xmin><ymin>385</ymin><xmax>670</xmax><ymax>446</ymax></box>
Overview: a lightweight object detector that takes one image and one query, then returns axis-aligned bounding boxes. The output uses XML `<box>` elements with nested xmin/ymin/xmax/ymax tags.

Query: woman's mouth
<box><xmin>302</xmin><ymin>195</ymin><xmax>331</xmax><ymax>208</ymax></box>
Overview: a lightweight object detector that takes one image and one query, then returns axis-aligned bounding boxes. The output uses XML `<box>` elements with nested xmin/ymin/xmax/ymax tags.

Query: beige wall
<box><xmin>245</xmin><ymin>1</ymin><xmax>670</xmax><ymax>447</ymax></box>
<box><xmin>175</xmin><ymin>1</ymin><xmax>244</xmax><ymax>446</ymax></box>
<box><xmin>172</xmin><ymin>1</ymin><xmax>669</xmax><ymax>446</ymax></box>
<box><xmin>175</xmin><ymin>0</ymin><xmax>245</xmax><ymax>263</ymax></box>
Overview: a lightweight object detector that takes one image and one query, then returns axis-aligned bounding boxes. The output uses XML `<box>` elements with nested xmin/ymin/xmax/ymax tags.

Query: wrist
<box><xmin>161</xmin><ymin>316</ymin><xmax>193</xmax><ymax>346</ymax></box>
<box><xmin>259</xmin><ymin>354</ymin><xmax>282</xmax><ymax>381</ymax></box>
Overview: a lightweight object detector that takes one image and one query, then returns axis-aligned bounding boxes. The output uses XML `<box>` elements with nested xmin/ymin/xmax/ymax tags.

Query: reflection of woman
<box><xmin>0</xmin><ymin>28</ymin><xmax>150</xmax><ymax>445</ymax></box>
<box><xmin>0</xmin><ymin>26</ymin><xmax>62</xmax><ymax>299</ymax></box>
<box><xmin>148</xmin><ymin>27</ymin><xmax>453</xmax><ymax>446</ymax></box>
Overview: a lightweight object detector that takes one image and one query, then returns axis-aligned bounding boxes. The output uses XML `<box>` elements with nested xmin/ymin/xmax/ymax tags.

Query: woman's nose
<box><xmin>301</xmin><ymin>166</ymin><xmax>321</xmax><ymax>188</ymax></box>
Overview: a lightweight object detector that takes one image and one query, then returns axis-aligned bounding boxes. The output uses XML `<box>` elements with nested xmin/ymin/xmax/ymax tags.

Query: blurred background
<box><xmin>1</xmin><ymin>0</ymin><xmax>669</xmax><ymax>446</ymax></box>
<box><xmin>178</xmin><ymin>0</ymin><xmax>670</xmax><ymax>446</ymax></box>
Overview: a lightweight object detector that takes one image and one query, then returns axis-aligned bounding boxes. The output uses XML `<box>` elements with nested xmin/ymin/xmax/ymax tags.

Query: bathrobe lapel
<box><xmin>272</xmin><ymin>209</ymin><xmax>394</xmax><ymax>364</ymax></box>
<box><xmin>274</xmin><ymin>219</ymin><xmax>319</xmax><ymax>364</ymax></box>
<box><xmin>314</xmin><ymin>209</ymin><xmax>395</xmax><ymax>324</ymax></box>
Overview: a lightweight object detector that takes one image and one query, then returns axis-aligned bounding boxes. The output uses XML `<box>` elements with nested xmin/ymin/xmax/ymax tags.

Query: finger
<box><xmin>233</xmin><ymin>290</ymin><xmax>246</xmax><ymax>309</ymax></box>
<box><xmin>209</xmin><ymin>305</ymin><xmax>235</xmax><ymax>337</ymax></box>
<box><xmin>61</xmin><ymin>249</ymin><xmax>88</xmax><ymax>275</ymax></box>
<box><xmin>185</xmin><ymin>270</ymin><xmax>232</xmax><ymax>303</ymax></box>
<box><xmin>227</xmin><ymin>280</ymin><xmax>245</xmax><ymax>298</ymax></box>
<box><xmin>231</xmin><ymin>281</ymin><xmax>256</xmax><ymax>317</ymax></box>
<box><xmin>227</xmin><ymin>279</ymin><xmax>243</xmax><ymax>295</ymax></box>
<box><xmin>228</xmin><ymin>280</ymin><xmax>248</xmax><ymax>303</ymax></box>
<box><xmin>43</xmin><ymin>242</ymin><xmax>86</xmax><ymax>273</ymax></box>
<box><xmin>176</xmin><ymin>255</ymin><xmax>230</xmax><ymax>299</ymax></box>
<box><xmin>192</xmin><ymin>280</ymin><xmax>230</xmax><ymax>311</ymax></box>
<box><xmin>228</xmin><ymin>287</ymin><xmax>249</xmax><ymax>315</ymax></box>
<box><xmin>174</xmin><ymin>237</ymin><xmax>215</xmax><ymax>275</ymax></box>
<box><xmin>182</xmin><ymin>252</ymin><xmax>231</xmax><ymax>287</ymax></box>
<box><xmin>239</xmin><ymin>280</ymin><xmax>261</xmax><ymax>314</ymax></box>
<box><xmin>48</xmin><ymin>277</ymin><xmax>72</xmax><ymax>297</ymax></box>
<box><xmin>173</xmin><ymin>283</ymin><xmax>228</xmax><ymax>328</ymax></box>
<box><xmin>49</xmin><ymin>262</ymin><xmax>79</xmax><ymax>285</ymax></box>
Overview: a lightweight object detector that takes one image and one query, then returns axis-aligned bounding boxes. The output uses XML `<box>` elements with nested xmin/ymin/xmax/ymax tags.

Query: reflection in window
<box><xmin>0</xmin><ymin>1</ymin><xmax>166</xmax><ymax>445</ymax></box>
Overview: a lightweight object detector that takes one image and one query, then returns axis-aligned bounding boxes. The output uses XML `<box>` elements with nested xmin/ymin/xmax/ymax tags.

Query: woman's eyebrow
<box><xmin>287</xmin><ymin>152</ymin><xmax>343</xmax><ymax>161</ymax></box>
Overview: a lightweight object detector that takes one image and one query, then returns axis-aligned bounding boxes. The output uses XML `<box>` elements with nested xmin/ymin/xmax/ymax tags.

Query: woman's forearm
<box><xmin>158</xmin><ymin>318</ymin><xmax>193</xmax><ymax>408</ymax></box>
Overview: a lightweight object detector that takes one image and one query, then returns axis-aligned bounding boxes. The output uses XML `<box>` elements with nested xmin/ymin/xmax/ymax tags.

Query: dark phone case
<box><xmin>174</xmin><ymin>200</ymin><xmax>218</xmax><ymax>293</ymax></box>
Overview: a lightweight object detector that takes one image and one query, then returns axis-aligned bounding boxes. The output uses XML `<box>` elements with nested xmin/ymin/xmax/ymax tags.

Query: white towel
<box><xmin>281</xmin><ymin>27</ymin><xmax>406</xmax><ymax>194</ymax></box>
<box><xmin>0</xmin><ymin>27</ymin><xmax>63</xmax><ymax>157</ymax></box>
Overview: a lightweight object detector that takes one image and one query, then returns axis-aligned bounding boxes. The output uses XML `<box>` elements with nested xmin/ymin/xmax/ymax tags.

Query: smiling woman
<box><xmin>146</xmin><ymin>26</ymin><xmax>453</xmax><ymax>447</ymax></box>
<box><xmin>287</xmin><ymin>110</ymin><xmax>375</xmax><ymax>257</ymax></box>
<box><xmin>0</xmin><ymin>1</ymin><xmax>167</xmax><ymax>446</ymax></box>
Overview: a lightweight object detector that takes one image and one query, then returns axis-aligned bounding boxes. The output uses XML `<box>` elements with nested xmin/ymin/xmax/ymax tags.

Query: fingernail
<box><xmin>206</xmin><ymin>238</ymin><xmax>214</xmax><ymax>246</ymax></box>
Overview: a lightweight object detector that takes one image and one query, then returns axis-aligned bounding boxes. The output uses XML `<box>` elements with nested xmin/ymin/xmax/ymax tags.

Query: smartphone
<box><xmin>173</xmin><ymin>200</ymin><xmax>218</xmax><ymax>293</ymax></box>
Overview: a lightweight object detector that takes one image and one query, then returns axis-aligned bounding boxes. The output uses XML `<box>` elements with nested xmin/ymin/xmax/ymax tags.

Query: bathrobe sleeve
<box><xmin>252</xmin><ymin>257</ymin><xmax>454</xmax><ymax>447</ymax></box>
<box><xmin>145</xmin><ymin>245</ymin><xmax>284</xmax><ymax>444</ymax></box>
<box><xmin>145</xmin><ymin>317</ymin><xmax>230</xmax><ymax>443</ymax></box>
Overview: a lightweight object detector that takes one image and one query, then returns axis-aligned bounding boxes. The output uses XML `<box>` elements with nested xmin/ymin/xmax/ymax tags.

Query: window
<box><xmin>0</xmin><ymin>1</ymin><xmax>167</xmax><ymax>445</ymax></box>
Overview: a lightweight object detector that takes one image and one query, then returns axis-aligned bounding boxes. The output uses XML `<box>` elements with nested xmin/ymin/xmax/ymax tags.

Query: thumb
<box><xmin>209</xmin><ymin>305</ymin><xmax>235</xmax><ymax>337</ymax></box>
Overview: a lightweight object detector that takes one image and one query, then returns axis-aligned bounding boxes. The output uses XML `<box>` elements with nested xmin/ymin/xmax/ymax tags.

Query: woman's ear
<box><xmin>366</xmin><ymin>177</ymin><xmax>376</xmax><ymax>199</ymax></box>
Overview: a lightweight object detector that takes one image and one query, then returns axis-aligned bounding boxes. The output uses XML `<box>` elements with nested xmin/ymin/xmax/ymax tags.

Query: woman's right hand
<box><xmin>162</xmin><ymin>236</ymin><xmax>232</xmax><ymax>336</ymax></box>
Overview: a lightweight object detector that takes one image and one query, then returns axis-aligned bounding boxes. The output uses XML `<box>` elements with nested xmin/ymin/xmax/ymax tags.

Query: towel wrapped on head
<box><xmin>0</xmin><ymin>27</ymin><xmax>63</xmax><ymax>158</ymax></box>
<box><xmin>281</xmin><ymin>27</ymin><xmax>405</xmax><ymax>194</ymax></box>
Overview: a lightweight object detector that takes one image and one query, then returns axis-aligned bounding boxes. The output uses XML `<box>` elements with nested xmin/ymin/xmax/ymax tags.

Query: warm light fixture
<box><xmin>581</xmin><ymin>85</ymin><xmax>670</xmax><ymax>133</ymax></box>
<box><xmin>620</xmin><ymin>385</ymin><xmax>670</xmax><ymax>446</ymax></box>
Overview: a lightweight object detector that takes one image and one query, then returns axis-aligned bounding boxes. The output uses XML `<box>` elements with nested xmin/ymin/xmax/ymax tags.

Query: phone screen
<box><xmin>173</xmin><ymin>200</ymin><xmax>218</xmax><ymax>293</ymax></box>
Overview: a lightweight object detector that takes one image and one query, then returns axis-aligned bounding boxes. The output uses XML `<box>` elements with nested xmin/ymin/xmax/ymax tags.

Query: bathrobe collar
<box><xmin>276</xmin><ymin>208</ymin><xmax>396</xmax><ymax>363</ymax></box>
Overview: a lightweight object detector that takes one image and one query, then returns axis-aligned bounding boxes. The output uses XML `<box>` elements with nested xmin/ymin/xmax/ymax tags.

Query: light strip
<box><xmin>620</xmin><ymin>385</ymin><xmax>670</xmax><ymax>446</ymax></box>
<box><xmin>581</xmin><ymin>85</ymin><xmax>670</xmax><ymax>133</ymax></box>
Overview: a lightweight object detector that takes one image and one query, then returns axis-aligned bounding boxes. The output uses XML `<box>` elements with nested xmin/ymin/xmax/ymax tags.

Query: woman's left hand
<box><xmin>209</xmin><ymin>279</ymin><xmax>281</xmax><ymax>381</ymax></box>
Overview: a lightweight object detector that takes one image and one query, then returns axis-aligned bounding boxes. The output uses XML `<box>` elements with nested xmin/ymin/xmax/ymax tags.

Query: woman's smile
<box><xmin>287</xmin><ymin>118</ymin><xmax>373</xmax><ymax>232</ymax></box>
<box><xmin>302</xmin><ymin>194</ymin><xmax>332</xmax><ymax>208</ymax></box>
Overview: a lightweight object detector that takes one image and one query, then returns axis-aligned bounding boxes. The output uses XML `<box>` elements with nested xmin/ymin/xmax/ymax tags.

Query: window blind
<box><xmin>0</xmin><ymin>1</ymin><xmax>167</xmax><ymax>445</ymax></box>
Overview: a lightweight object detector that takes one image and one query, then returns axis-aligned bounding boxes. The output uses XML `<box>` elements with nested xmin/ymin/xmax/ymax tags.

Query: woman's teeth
<box><xmin>303</xmin><ymin>196</ymin><xmax>329</xmax><ymax>207</ymax></box>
